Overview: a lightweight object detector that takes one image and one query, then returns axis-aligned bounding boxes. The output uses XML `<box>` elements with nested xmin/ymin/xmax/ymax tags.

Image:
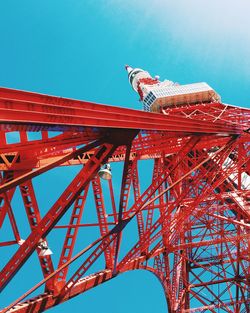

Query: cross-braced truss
<box><xmin>0</xmin><ymin>87</ymin><xmax>250</xmax><ymax>312</ymax></box>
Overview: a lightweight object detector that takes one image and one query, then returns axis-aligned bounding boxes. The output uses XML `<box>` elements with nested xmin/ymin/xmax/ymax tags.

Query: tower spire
<box><xmin>124</xmin><ymin>65</ymin><xmax>158</xmax><ymax>101</ymax></box>
<box><xmin>125</xmin><ymin>65</ymin><xmax>133</xmax><ymax>74</ymax></box>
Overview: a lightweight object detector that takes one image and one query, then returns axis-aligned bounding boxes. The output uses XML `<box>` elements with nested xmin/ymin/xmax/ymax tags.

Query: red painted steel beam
<box><xmin>4</xmin><ymin>195</ymin><xmax>21</xmax><ymax>242</ymax></box>
<box><xmin>0</xmin><ymin>88</ymin><xmax>244</xmax><ymax>134</ymax></box>
<box><xmin>113</xmin><ymin>144</ymin><xmax>134</xmax><ymax>272</ymax></box>
<box><xmin>1</xmin><ymin>271</ymin><xmax>114</xmax><ymax>313</ymax></box>
<box><xmin>0</xmin><ymin>188</ymin><xmax>16</xmax><ymax>229</ymax></box>
<box><xmin>19</xmin><ymin>180</ymin><xmax>55</xmax><ymax>291</ymax></box>
<box><xmin>0</xmin><ymin>131</ymin><xmax>99</xmax><ymax>154</ymax></box>
<box><xmin>131</xmin><ymin>162</ymin><xmax>144</xmax><ymax>241</ymax></box>
<box><xmin>56</xmin><ymin>185</ymin><xmax>90</xmax><ymax>285</ymax></box>
<box><xmin>1</xmin><ymin>86</ymin><xmax>249</xmax><ymax>130</ymax></box>
<box><xmin>92</xmin><ymin>177</ymin><xmax>114</xmax><ymax>269</ymax></box>
<box><xmin>0</xmin><ymin>138</ymin><xmax>105</xmax><ymax>194</ymax></box>
<box><xmin>1</xmin><ymin>263</ymin><xmax>159</xmax><ymax>313</ymax></box>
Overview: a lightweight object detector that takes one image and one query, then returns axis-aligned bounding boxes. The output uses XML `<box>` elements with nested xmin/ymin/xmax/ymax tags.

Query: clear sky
<box><xmin>1</xmin><ymin>1</ymin><xmax>250</xmax><ymax>312</ymax></box>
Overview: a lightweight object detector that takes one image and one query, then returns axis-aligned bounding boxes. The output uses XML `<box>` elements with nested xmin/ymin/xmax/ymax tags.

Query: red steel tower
<box><xmin>0</xmin><ymin>66</ymin><xmax>250</xmax><ymax>312</ymax></box>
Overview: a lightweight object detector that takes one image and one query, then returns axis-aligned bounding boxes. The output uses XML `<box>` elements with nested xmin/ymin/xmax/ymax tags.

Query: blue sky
<box><xmin>1</xmin><ymin>1</ymin><xmax>250</xmax><ymax>312</ymax></box>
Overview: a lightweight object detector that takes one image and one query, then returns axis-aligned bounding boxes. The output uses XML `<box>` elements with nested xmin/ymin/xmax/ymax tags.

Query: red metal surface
<box><xmin>0</xmin><ymin>87</ymin><xmax>250</xmax><ymax>312</ymax></box>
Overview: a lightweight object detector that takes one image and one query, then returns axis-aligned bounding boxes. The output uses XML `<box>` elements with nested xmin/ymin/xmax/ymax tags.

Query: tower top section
<box><xmin>125</xmin><ymin>65</ymin><xmax>159</xmax><ymax>96</ymax></box>
<box><xmin>125</xmin><ymin>65</ymin><xmax>221</xmax><ymax>112</ymax></box>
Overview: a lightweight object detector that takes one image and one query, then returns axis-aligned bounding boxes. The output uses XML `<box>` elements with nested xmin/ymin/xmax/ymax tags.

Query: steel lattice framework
<box><xmin>0</xmin><ymin>87</ymin><xmax>250</xmax><ymax>312</ymax></box>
